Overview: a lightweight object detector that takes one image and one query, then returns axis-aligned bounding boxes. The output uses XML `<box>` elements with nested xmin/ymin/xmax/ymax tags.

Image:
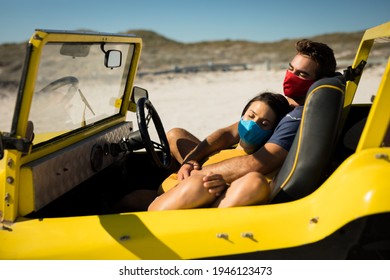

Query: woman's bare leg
<box><xmin>148</xmin><ymin>175</ymin><xmax>219</xmax><ymax>211</ymax></box>
<box><xmin>167</xmin><ymin>128</ymin><xmax>200</xmax><ymax>164</ymax></box>
<box><xmin>213</xmin><ymin>172</ymin><xmax>270</xmax><ymax>208</ymax></box>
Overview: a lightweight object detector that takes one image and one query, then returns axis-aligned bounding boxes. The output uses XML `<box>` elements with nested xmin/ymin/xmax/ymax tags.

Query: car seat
<box><xmin>271</xmin><ymin>74</ymin><xmax>346</xmax><ymax>202</ymax></box>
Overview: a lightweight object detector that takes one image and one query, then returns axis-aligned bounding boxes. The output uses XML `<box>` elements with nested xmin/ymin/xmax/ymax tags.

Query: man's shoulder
<box><xmin>279</xmin><ymin>106</ymin><xmax>303</xmax><ymax>124</ymax></box>
<box><xmin>267</xmin><ymin>106</ymin><xmax>303</xmax><ymax>152</ymax></box>
<box><xmin>287</xmin><ymin>106</ymin><xmax>303</xmax><ymax>119</ymax></box>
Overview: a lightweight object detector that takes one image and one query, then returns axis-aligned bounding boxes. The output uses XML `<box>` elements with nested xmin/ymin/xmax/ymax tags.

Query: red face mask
<box><xmin>283</xmin><ymin>70</ymin><xmax>315</xmax><ymax>99</ymax></box>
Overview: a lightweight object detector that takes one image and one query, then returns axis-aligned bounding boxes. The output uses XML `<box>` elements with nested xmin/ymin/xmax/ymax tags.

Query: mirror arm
<box><xmin>100</xmin><ymin>43</ymin><xmax>107</xmax><ymax>54</ymax></box>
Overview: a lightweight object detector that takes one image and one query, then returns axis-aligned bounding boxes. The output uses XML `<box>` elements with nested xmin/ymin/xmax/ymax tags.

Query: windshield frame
<box><xmin>10</xmin><ymin>30</ymin><xmax>142</xmax><ymax>162</ymax></box>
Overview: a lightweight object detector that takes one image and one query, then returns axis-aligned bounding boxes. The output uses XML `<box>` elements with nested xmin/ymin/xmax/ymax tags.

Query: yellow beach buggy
<box><xmin>0</xmin><ymin>22</ymin><xmax>389</xmax><ymax>260</ymax></box>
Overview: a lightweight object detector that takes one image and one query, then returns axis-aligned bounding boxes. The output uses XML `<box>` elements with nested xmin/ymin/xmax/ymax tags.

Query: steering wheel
<box><xmin>136</xmin><ymin>97</ymin><xmax>171</xmax><ymax>169</ymax></box>
<box><xmin>38</xmin><ymin>76</ymin><xmax>79</xmax><ymax>103</ymax></box>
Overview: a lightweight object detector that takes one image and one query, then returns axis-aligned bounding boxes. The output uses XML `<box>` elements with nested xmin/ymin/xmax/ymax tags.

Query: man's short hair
<box><xmin>296</xmin><ymin>39</ymin><xmax>337</xmax><ymax>79</ymax></box>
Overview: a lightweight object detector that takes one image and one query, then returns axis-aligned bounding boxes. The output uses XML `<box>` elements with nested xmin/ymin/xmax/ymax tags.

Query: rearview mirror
<box><xmin>60</xmin><ymin>43</ymin><xmax>91</xmax><ymax>57</ymax></box>
<box><xmin>127</xmin><ymin>87</ymin><xmax>149</xmax><ymax>112</ymax></box>
<box><xmin>105</xmin><ymin>50</ymin><xmax>122</xmax><ymax>68</ymax></box>
<box><xmin>112</xmin><ymin>87</ymin><xmax>149</xmax><ymax>112</ymax></box>
<box><xmin>131</xmin><ymin>86</ymin><xmax>149</xmax><ymax>103</ymax></box>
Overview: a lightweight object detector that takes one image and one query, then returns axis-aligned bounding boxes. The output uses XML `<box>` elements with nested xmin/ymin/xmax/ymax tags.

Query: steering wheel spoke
<box><xmin>151</xmin><ymin>140</ymin><xmax>164</xmax><ymax>151</ymax></box>
<box><xmin>145</xmin><ymin>110</ymin><xmax>152</xmax><ymax>126</ymax></box>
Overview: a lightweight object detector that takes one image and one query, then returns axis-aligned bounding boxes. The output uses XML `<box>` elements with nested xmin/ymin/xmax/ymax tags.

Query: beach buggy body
<box><xmin>0</xmin><ymin>22</ymin><xmax>389</xmax><ymax>259</ymax></box>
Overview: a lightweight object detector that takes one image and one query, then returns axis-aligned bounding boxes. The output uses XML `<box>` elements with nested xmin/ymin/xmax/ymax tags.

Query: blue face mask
<box><xmin>238</xmin><ymin>118</ymin><xmax>273</xmax><ymax>147</ymax></box>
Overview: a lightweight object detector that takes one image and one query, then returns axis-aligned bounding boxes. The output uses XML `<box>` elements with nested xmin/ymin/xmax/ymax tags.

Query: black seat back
<box><xmin>271</xmin><ymin>75</ymin><xmax>345</xmax><ymax>202</ymax></box>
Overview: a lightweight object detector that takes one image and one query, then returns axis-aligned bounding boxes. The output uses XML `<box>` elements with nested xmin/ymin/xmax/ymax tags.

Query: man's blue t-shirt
<box><xmin>267</xmin><ymin>106</ymin><xmax>303</xmax><ymax>152</ymax></box>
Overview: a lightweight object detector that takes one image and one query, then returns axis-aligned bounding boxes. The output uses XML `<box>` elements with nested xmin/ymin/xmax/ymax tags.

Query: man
<box><xmin>161</xmin><ymin>39</ymin><xmax>337</xmax><ymax>206</ymax></box>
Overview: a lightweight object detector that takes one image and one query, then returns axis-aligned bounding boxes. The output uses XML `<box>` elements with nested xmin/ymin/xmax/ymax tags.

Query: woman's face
<box><xmin>242</xmin><ymin>100</ymin><xmax>277</xmax><ymax>130</ymax></box>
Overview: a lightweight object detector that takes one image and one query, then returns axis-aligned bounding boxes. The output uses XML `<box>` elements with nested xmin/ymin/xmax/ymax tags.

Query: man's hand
<box><xmin>203</xmin><ymin>173</ymin><xmax>227</xmax><ymax>196</ymax></box>
<box><xmin>191</xmin><ymin>170</ymin><xmax>227</xmax><ymax>196</ymax></box>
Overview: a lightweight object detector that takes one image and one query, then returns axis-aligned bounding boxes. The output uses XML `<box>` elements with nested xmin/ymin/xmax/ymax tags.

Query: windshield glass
<box><xmin>29</xmin><ymin>42</ymin><xmax>134</xmax><ymax>146</ymax></box>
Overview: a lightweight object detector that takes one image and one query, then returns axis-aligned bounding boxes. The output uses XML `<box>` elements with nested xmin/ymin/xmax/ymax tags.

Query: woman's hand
<box><xmin>177</xmin><ymin>161</ymin><xmax>201</xmax><ymax>180</ymax></box>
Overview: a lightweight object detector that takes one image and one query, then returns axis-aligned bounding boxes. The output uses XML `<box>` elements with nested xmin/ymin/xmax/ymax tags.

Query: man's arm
<box><xmin>195</xmin><ymin>143</ymin><xmax>288</xmax><ymax>184</ymax></box>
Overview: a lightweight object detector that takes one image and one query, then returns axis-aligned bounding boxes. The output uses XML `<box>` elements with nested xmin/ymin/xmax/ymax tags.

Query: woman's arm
<box><xmin>177</xmin><ymin>122</ymin><xmax>240</xmax><ymax>180</ymax></box>
<box><xmin>184</xmin><ymin>122</ymin><xmax>239</xmax><ymax>163</ymax></box>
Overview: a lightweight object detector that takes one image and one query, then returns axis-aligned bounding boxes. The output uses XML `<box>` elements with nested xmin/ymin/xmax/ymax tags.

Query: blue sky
<box><xmin>0</xmin><ymin>0</ymin><xmax>389</xmax><ymax>44</ymax></box>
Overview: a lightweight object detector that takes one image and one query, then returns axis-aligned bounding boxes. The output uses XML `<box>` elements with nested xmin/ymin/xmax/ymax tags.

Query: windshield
<box><xmin>29</xmin><ymin>42</ymin><xmax>134</xmax><ymax>145</ymax></box>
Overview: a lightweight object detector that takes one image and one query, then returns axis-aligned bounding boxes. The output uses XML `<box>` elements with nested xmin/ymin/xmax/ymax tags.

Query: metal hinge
<box><xmin>0</xmin><ymin>132</ymin><xmax>32</xmax><ymax>159</ymax></box>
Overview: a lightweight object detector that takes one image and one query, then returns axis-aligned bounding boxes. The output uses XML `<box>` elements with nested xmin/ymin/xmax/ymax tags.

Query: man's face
<box><xmin>288</xmin><ymin>53</ymin><xmax>318</xmax><ymax>80</ymax></box>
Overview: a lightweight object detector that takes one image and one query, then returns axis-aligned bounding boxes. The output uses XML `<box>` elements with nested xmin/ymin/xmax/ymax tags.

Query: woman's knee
<box><xmin>149</xmin><ymin>175</ymin><xmax>212</xmax><ymax>211</ymax></box>
<box><xmin>174</xmin><ymin>175</ymin><xmax>219</xmax><ymax>208</ymax></box>
<box><xmin>167</xmin><ymin>128</ymin><xmax>199</xmax><ymax>163</ymax></box>
<box><xmin>167</xmin><ymin>128</ymin><xmax>197</xmax><ymax>144</ymax></box>
<box><xmin>243</xmin><ymin>172</ymin><xmax>271</xmax><ymax>199</ymax></box>
<box><xmin>167</xmin><ymin>127</ymin><xmax>184</xmax><ymax>141</ymax></box>
<box><xmin>218</xmin><ymin>172</ymin><xmax>270</xmax><ymax>207</ymax></box>
<box><xmin>244</xmin><ymin>172</ymin><xmax>269</xmax><ymax>187</ymax></box>
<box><xmin>178</xmin><ymin>175</ymin><xmax>211</xmax><ymax>198</ymax></box>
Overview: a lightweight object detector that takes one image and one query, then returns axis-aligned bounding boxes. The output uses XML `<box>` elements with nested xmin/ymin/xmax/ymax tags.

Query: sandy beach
<box><xmin>133</xmin><ymin>68</ymin><xmax>285</xmax><ymax>140</ymax></box>
<box><xmin>0</xmin><ymin>65</ymin><xmax>384</xmax><ymax>139</ymax></box>
<box><xmin>130</xmin><ymin>65</ymin><xmax>383</xmax><ymax>141</ymax></box>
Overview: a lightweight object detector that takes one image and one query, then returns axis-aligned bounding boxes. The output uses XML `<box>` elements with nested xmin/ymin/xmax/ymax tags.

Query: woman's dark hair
<box><xmin>241</xmin><ymin>92</ymin><xmax>291</xmax><ymax>125</ymax></box>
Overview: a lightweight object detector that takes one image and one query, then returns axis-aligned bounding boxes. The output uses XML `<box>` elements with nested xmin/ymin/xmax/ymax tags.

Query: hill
<box><xmin>122</xmin><ymin>29</ymin><xmax>366</xmax><ymax>72</ymax></box>
<box><xmin>1</xmin><ymin>29</ymin><xmax>387</xmax><ymax>90</ymax></box>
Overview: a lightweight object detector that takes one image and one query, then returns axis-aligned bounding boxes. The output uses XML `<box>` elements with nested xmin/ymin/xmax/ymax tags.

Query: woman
<box><xmin>149</xmin><ymin>92</ymin><xmax>291</xmax><ymax>211</ymax></box>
